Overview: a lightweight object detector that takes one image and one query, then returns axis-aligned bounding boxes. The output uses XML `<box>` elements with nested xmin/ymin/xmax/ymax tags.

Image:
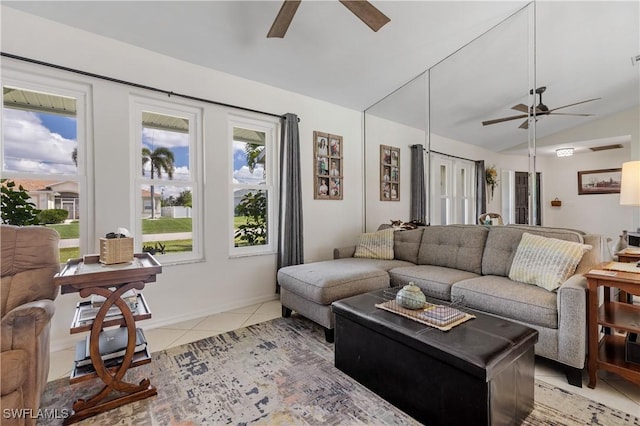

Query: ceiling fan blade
<box><xmin>482</xmin><ymin>114</ymin><xmax>528</xmax><ymax>126</ymax></box>
<box><xmin>339</xmin><ymin>0</ymin><xmax>390</xmax><ymax>32</ymax></box>
<box><xmin>267</xmin><ymin>0</ymin><xmax>302</xmax><ymax>38</ymax></box>
<box><xmin>548</xmin><ymin>98</ymin><xmax>601</xmax><ymax>113</ymax></box>
<box><xmin>519</xmin><ymin>119</ymin><xmax>530</xmax><ymax>130</ymax></box>
<box><xmin>547</xmin><ymin>112</ymin><xmax>594</xmax><ymax>117</ymax></box>
<box><xmin>511</xmin><ymin>103</ymin><xmax>529</xmax><ymax>113</ymax></box>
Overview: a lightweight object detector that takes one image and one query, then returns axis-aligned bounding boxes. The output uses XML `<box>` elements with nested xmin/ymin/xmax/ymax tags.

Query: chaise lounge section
<box><xmin>277</xmin><ymin>224</ymin><xmax>608</xmax><ymax>386</ymax></box>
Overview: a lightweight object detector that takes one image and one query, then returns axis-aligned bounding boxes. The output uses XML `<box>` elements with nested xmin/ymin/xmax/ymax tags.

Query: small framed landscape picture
<box><xmin>577</xmin><ymin>168</ymin><xmax>622</xmax><ymax>195</ymax></box>
<box><xmin>380</xmin><ymin>145</ymin><xmax>400</xmax><ymax>201</ymax></box>
<box><xmin>314</xmin><ymin>131</ymin><xmax>343</xmax><ymax>200</ymax></box>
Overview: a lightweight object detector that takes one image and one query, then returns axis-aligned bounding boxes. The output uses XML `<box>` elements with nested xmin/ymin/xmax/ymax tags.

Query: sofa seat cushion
<box><xmin>278</xmin><ymin>258</ymin><xmax>409</xmax><ymax>305</ymax></box>
<box><xmin>389</xmin><ymin>265</ymin><xmax>480</xmax><ymax>301</ymax></box>
<box><xmin>451</xmin><ymin>275</ymin><xmax>558</xmax><ymax>329</ymax></box>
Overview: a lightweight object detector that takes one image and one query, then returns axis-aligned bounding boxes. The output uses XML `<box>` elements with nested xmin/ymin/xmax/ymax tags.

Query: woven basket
<box><xmin>99</xmin><ymin>237</ymin><xmax>134</xmax><ymax>264</ymax></box>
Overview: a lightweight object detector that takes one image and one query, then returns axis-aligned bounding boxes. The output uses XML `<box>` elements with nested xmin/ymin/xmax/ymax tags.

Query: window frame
<box><xmin>1</xmin><ymin>66</ymin><xmax>94</xmax><ymax>257</ymax></box>
<box><xmin>229</xmin><ymin>114</ymin><xmax>279</xmax><ymax>257</ymax></box>
<box><xmin>130</xmin><ymin>95</ymin><xmax>204</xmax><ymax>264</ymax></box>
<box><xmin>430</xmin><ymin>153</ymin><xmax>476</xmax><ymax>225</ymax></box>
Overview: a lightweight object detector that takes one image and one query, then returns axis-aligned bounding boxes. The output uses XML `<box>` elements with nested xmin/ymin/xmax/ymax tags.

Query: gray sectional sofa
<box><xmin>277</xmin><ymin>224</ymin><xmax>608</xmax><ymax>387</ymax></box>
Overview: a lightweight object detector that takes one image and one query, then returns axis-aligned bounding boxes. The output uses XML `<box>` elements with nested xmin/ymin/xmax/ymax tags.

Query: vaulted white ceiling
<box><xmin>2</xmin><ymin>1</ymin><xmax>528</xmax><ymax>111</ymax></box>
<box><xmin>3</xmin><ymin>1</ymin><xmax>639</xmax><ymax>153</ymax></box>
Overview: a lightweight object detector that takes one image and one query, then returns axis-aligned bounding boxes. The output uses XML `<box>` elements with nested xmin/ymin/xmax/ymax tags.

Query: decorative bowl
<box><xmin>396</xmin><ymin>282</ymin><xmax>426</xmax><ymax>309</ymax></box>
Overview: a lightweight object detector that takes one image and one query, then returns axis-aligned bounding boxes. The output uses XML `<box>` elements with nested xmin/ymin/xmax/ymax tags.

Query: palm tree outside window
<box><xmin>141</xmin><ymin>147</ymin><xmax>175</xmax><ymax>219</ymax></box>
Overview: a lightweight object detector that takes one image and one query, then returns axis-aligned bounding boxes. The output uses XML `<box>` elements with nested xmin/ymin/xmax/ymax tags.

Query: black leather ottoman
<box><xmin>332</xmin><ymin>289</ymin><xmax>538</xmax><ymax>426</ymax></box>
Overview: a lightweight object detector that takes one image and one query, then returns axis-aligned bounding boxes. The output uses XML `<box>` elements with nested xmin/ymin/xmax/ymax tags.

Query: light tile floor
<box><xmin>48</xmin><ymin>300</ymin><xmax>640</xmax><ymax>418</ymax></box>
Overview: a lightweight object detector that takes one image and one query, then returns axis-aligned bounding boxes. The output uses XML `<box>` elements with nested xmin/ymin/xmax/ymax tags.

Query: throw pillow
<box><xmin>508</xmin><ymin>232</ymin><xmax>592</xmax><ymax>291</ymax></box>
<box><xmin>353</xmin><ymin>228</ymin><xmax>395</xmax><ymax>260</ymax></box>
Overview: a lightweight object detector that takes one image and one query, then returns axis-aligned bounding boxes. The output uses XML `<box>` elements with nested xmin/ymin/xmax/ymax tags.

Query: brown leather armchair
<box><xmin>1</xmin><ymin>225</ymin><xmax>60</xmax><ymax>426</ymax></box>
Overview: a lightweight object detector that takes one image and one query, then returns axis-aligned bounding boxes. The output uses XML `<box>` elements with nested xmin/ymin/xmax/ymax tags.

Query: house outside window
<box><xmin>1</xmin><ymin>71</ymin><xmax>92</xmax><ymax>261</ymax></box>
<box><xmin>229</xmin><ymin>115</ymin><xmax>279</xmax><ymax>256</ymax></box>
<box><xmin>132</xmin><ymin>97</ymin><xmax>203</xmax><ymax>263</ymax></box>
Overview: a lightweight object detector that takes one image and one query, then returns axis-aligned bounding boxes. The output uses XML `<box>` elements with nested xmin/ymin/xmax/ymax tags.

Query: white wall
<box><xmin>535</xmin><ymin>107</ymin><xmax>639</xmax><ymax>244</ymax></box>
<box><xmin>1</xmin><ymin>7</ymin><xmax>364</xmax><ymax>350</ymax></box>
<box><xmin>538</xmin><ymin>145</ymin><xmax>631</xmax><ymax>244</ymax></box>
<box><xmin>364</xmin><ymin>115</ymin><xmax>425</xmax><ymax>231</ymax></box>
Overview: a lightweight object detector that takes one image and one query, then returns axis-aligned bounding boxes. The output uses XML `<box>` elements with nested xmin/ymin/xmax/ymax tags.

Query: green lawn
<box><xmin>58</xmin><ymin>239</ymin><xmax>193</xmax><ymax>262</ymax></box>
<box><xmin>50</xmin><ymin>218</ymin><xmax>194</xmax><ymax>260</ymax></box>
<box><xmin>47</xmin><ymin>218</ymin><xmax>193</xmax><ymax>239</ymax></box>
<box><xmin>142</xmin><ymin>218</ymin><xmax>192</xmax><ymax>234</ymax></box>
<box><xmin>59</xmin><ymin>247</ymin><xmax>80</xmax><ymax>262</ymax></box>
<box><xmin>143</xmin><ymin>239</ymin><xmax>193</xmax><ymax>254</ymax></box>
<box><xmin>47</xmin><ymin>221</ymin><xmax>79</xmax><ymax>239</ymax></box>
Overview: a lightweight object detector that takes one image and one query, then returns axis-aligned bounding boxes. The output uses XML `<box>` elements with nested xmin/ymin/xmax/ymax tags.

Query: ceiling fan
<box><xmin>267</xmin><ymin>0</ymin><xmax>390</xmax><ymax>38</ymax></box>
<box><xmin>482</xmin><ymin>86</ymin><xmax>600</xmax><ymax>130</ymax></box>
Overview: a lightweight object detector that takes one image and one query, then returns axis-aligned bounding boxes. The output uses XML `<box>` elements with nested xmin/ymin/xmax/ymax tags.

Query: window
<box><xmin>430</xmin><ymin>154</ymin><xmax>476</xmax><ymax>225</ymax></box>
<box><xmin>2</xmin><ymin>72</ymin><xmax>91</xmax><ymax>261</ymax></box>
<box><xmin>229</xmin><ymin>116</ymin><xmax>278</xmax><ymax>256</ymax></box>
<box><xmin>132</xmin><ymin>98</ymin><xmax>202</xmax><ymax>263</ymax></box>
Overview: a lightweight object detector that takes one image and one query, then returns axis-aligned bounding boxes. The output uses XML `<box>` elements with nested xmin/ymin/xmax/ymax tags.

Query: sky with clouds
<box><xmin>233</xmin><ymin>141</ymin><xmax>265</xmax><ymax>185</ymax></box>
<box><xmin>142</xmin><ymin>127</ymin><xmax>190</xmax><ymax>181</ymax></box>
<box><xmin>3</xmin><ymin>107</ymin><xmax>262</xmax><ymax>198</ymax></box>
<box><xmin>3</xmin><ymin>109</ymin><xmax>77</xmax><ymax>174</ymax></box>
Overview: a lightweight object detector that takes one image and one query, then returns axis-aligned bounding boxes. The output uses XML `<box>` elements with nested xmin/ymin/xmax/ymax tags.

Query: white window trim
<box><xmin>228</xmin><ymin>114</ymin><xmax>280</xmax><ymax>257</ymax></box>
<box><xmin>1</xmin><ymin>64</ymin><xmax>95</xmax><ymax>255</ymax></box>
<box><xmin>130</xmin><ymin>95</ymin><xmax>204</xmax><ymax>264</ymax></box>
<box><xmin>453</xmin><ymin>161</ymin><xmax>476</xmax><ymax>224</ymax></box>
<box><xmin>430</xmin><ymin>153</ymin><xmax>476</xmax><ymax>225</ymax></box>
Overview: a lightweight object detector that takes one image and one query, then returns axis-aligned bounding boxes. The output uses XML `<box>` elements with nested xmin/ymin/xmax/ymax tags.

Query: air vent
<box><xmin>589</xmin><ymin>144</ymin><xmax>623</xmax><ymax>152</ymax></box>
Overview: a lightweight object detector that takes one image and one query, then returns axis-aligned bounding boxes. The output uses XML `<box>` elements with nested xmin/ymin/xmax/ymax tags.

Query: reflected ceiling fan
<box><xmin>482</xmin><ymin>86</ymin><xmax>600</xmax><ymax>130</ymax></box>
<box><xmin>267</xmin><ymin>0</ymin><xmax>390</xmax><ymax>38</ymax></box>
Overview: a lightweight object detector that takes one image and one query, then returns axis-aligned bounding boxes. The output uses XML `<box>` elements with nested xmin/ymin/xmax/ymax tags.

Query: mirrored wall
<box><xmin>364</xmin><ymin>1</ymin><xmax>639</xmax><ymax>232</ymax></box>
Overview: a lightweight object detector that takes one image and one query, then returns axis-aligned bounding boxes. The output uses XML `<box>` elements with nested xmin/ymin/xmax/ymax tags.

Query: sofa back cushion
<box><xmin>417</xmin><ymin>225</ymin><xmax>488</xmax><ymax>274</ymax></box>
<box><xmin>508</xmin><ymin>232</ymin><xmax>592</xmax><ymax>291</ymax></box>
<box><xmin>482</xmin><ymin>225</ymin><xmax>585</xmax><ymax>277</ymax></box>
<box><xmin>353</xmin><ymin>228</ymin><xmax>395</xmax><ymax>260</ymax></box>
<box><xmin>393</xmin><ymin>228</ymin><xmax>424</xmax><ymax>264</ymax></box>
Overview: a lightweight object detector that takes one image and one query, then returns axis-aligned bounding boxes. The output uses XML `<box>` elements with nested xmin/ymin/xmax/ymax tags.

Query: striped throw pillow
<box><xmin>353</xmin><ymin>228</ymin><xmax>395</xmax><ymax>260</ymax></box>
<box><xmin>509</xmin><ymin>232</ymin><xmax>592</xmax><ymax>291</ymax></box>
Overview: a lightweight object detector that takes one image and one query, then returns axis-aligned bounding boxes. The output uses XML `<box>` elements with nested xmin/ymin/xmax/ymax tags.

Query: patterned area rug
<box><xmin>40</xmin><ymin>316</ymin><xmax>639</xmax><ymax>425</ymax></box>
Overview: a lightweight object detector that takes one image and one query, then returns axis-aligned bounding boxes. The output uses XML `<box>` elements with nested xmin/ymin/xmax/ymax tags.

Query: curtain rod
<box><xmin>1</xmin><ymin>52</ymin><xmax>298</xmax><ymax>121</ymax></box>
<box><xmin>429</xmin><ymin>150</ymin><xmax>476</xmax><ymax>163</ymax></box>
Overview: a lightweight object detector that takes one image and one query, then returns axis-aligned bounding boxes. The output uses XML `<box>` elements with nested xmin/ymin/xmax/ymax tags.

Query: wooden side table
<box><xmin>585</xmin><ymin>266</ymin><xmax>640</xmax><ymax>389</ymax></box>
<box><xmin>615</xmin><ymin>249</ymin><xmax>640</xmax><ymax>302</ymax></box>
<box><xmin>53</xmin><ymin>253</ymin><xmax>162</xmax><ymax>424</ymax></box>
<box><xmin>617</xmin><ymin>250</ymin><xmax>640</xmax><ymax>264</ymax></box>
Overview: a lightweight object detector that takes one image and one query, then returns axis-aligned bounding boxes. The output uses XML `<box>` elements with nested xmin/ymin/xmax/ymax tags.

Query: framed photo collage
<box><xmin>380</xmin><ymin>145</ymin><xmax>400</xmax><ymax>201</ymax></box>
<box><xmin>314</xmin><ymin>131</ymin><xmax>343</xmax><ymax>200</ymax></box>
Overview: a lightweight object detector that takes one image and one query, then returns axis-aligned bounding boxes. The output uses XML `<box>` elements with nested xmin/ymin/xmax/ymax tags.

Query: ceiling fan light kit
<box><xmin>556</xmin><ymin>148</ymin><xmax>574</xmax><ymax>157</ymax></box>
<box><xmin>267</xmin><ymin>0</ymin><xmax>390</xmax><ymax>38</ymax></box>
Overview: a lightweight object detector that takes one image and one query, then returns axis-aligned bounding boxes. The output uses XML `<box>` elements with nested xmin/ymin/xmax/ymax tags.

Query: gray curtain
<box><xmin>410</xmin><ymin>144</ymin><xmax>426</xmax><ymax>224</ymax></box>
<box><xmin>277</xmin><ymin>113</ymin><xmax>304</xmax><ymax>280</ymax></box>
<box><xmin>475</xmin><ymin>160</ymin><xmax>486</xmax><ymax>223</ymax></box>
